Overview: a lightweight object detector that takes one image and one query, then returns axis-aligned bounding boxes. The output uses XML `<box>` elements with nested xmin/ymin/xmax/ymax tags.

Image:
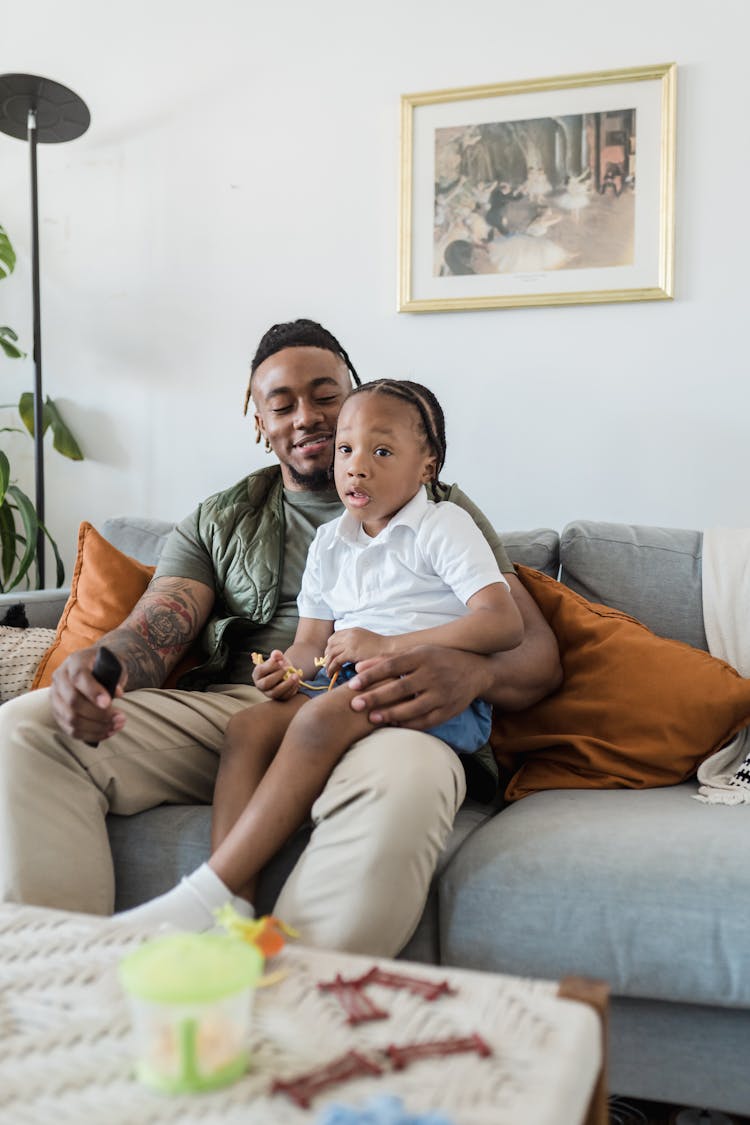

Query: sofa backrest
<box><xmin>101</xmin><ymin>517</ymin><xmax>175</xmax><ymax>566</ymax></box>
<box><xmin>98</xmin><ymin>516</ymin><xmax>707</xmax><ymax>650</ymax></box>
<box><xmin>101</xmin><ymin>518</ymin><xmax>563</xmax><ymax>578</ymax></box>
<box><xmin>559</xmin><ymin>520</ymin><xmax>706</xmax><ymax>651</ymax></box>
<box><xmin>500</xmin><ymin>528</ymin><xmax>559</xmax><ymax>577</ymax></box>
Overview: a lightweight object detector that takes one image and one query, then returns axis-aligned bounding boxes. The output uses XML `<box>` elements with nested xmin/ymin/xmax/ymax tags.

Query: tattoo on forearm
<box><xmin>106</xmin><ymin>580</ymin><xmax>208</xmax><ymax>691</ymax></box>
<box><xmin>111</xmin><ymin>631</ymin><xmax>171</xmax><ymax>691</ymax></box>
<box><xmin>135</xmin><ymin>594</ymin><xmax>198</xmax><ymax>652</ymax></box>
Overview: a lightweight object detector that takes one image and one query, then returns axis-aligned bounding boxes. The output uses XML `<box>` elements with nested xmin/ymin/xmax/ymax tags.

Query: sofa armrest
<box><xmin>0</xmin><ymin>588</ymin><xmax>70</xmax><ymax>629</ymax></box>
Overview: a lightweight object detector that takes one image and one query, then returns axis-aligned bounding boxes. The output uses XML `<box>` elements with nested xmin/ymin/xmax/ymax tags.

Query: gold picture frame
<box><xmin>399</xmin><ymin>63</ymin><xmax>676</xmax><ymax>313</ymax></box>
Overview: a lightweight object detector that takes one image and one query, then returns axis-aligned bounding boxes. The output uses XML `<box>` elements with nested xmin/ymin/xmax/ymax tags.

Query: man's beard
<box><xmin>286</xmin><ymin>464</ymin><xmax>334</xmax><ymax>491</ymax></box>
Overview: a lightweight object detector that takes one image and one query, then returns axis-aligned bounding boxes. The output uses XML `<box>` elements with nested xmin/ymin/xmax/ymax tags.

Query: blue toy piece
<box><xmin>315</xmin><ymin>1092</ymin><xmax>455</xmax><ymax>1125</ymax></box>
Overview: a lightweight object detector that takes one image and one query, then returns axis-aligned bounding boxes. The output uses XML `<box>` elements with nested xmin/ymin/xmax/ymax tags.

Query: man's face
<box><xmin>252</xmin><ymin>346</ymin><xmax>352</xmax><ymax>490</ymax></box>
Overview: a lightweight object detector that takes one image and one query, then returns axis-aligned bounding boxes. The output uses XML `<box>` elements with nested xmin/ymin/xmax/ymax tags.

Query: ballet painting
<box><xmin>399</xmin><ymin>65</ymin><xmax>676</xmax><ymax>312</ymax></box>
<box><xmin>433</xmin><ymin>110</ymin><xmax>636</xmax><ymax>278</ymax></box>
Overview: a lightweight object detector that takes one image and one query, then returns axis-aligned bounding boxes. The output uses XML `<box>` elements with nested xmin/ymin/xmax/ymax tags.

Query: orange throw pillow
<box><xmin>492</xmin><ymin>565</ymin><xmax>750</xmax><ymax>800</ymax></box>
<box><xmin>32</xmin><ymin>522</ymin><xmax>199</xmax><ymax>690</ymax></box>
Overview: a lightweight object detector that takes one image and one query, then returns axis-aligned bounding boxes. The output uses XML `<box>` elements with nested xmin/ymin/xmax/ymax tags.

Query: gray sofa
<box><xmin>8</xmin><ymin>518</ymin><xmax>750</xmax><ymax>1116</ymax></box>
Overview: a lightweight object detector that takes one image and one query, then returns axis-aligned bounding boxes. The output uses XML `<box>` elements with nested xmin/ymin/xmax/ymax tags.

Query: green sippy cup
<box><xmin>119</xmin><ymin>931</ymin><xmax>264</xmax><ymax>1094</ymax></box>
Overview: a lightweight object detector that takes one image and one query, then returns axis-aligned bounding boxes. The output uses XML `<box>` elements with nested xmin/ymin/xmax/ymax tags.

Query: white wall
<box><xmin>2</xmin><ymin>0</ymin><xmax>749</xmax><ymax>581</ymax></box>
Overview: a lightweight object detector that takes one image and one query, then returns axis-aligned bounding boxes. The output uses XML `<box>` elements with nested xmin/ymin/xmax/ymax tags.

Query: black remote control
<box><xmin>86</xmin><ymin>646</ymin><xmax>122</xmax><ymax>747</ymax></box>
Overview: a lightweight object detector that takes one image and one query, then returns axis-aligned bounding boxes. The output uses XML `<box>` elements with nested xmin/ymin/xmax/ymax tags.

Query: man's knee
<box><xmin>275</xmin><ymin>729</ymin><xmax>466</xmax><ymax>956</ymax></box>
<box><xmin>0</xmin><ymin>689</ymin><xmax>54</xmax><ymax>759</ymax></box>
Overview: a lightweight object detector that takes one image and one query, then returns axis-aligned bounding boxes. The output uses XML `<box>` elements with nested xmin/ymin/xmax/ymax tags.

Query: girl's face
<box><xmin>333</xmin><ymin>393</ymin><xmax>437</xmax><ymax>537</ymax></box>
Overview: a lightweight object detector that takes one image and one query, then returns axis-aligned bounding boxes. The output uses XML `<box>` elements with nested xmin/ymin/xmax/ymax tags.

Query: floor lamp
<box><xmin>0</xmin><ymin>73</ymin><xmax>89</xmax><ymax>587</ymax></box>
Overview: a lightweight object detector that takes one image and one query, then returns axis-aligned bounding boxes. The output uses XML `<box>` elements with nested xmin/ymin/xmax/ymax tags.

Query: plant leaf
<box><xmin>0</xmin><ymin>449</ymin><xmax>8</xmax><ymax>505</ymax></box>
<box><xmin>5</xmin><ymin>484</ymin><xmax>38</xmax><ymax>590</ymax></box>
<box><xmin>45</xmin><ymin>398</ymin><xmax>84</xmax><ymax>460</ymax></box>
<box><xmin>0</xmin><ymin>326</ymin><xmax>24</xmax><ymax>359</ymax></box>
<box><xmin>0</xmin><ymin>500</ymin><xmax>17</xmax><ymax>588</ymax></box>
<box><xmin>0</xmin><ymin>226</ymin><xmax>16</xmax><ymax>280</ymax></box>
<box><xmin>17</xmin><ymin>395</ymin><xmax>83</xmax><ymax>460</ymax></box>
<box><xmin>17</xmin><ymin>392</ymin><xmax>48</xmax><ymax>438</ymax></box>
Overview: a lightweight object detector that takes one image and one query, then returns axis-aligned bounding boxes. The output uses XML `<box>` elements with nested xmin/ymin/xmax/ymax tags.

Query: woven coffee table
<box><xmin>0</xmin><ymin>904</ymin><xmax>606</xmax><ymax>1125</ymax></box>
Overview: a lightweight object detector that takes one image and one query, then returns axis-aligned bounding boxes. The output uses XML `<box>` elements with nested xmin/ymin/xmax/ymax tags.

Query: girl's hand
<box><xmin>251</xmin><ymin>650</ymin><xmax>300</xmax><ymax>700</ymax></box>
<box><xmin>324</xmin><ymin>629</ymin><xmax>392</xmax><ymax>678</ymax></box>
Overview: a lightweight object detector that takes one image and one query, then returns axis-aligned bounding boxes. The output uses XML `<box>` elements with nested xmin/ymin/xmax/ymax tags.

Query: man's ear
<box><xmin>254</xmin><ymin>411</ymin><xmax>266</xmax><ymax>445</ymax></box>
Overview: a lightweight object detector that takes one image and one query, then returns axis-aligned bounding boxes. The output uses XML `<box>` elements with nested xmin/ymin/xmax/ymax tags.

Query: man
<box><xmin>0</xmin><ymin>319</ymin><xmax>561</xmax><ymax>956</ymax></box>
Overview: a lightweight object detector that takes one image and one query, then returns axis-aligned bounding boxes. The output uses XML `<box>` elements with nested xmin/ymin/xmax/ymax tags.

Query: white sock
<box><xmin>116</xmin><ymin>863</ymin><xmax>254</xmax><ymax>932</ymax></box>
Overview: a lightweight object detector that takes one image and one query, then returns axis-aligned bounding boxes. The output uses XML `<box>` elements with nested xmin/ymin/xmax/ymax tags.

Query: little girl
<box><xmin>120</xmin><ymin>379</ymin><xmax>523</xmax><ymax>931</ymax></box>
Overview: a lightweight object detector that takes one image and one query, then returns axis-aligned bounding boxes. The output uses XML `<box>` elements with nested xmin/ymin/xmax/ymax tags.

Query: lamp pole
<box><xmin>0</xmin><ymin>73</ymin><xmax>89</xmax><ymax>587</ymax></box>
<box><xmin>27</xmin><ymin>105</ymin><xmax>46</xmax><ymax>582</ymax></box>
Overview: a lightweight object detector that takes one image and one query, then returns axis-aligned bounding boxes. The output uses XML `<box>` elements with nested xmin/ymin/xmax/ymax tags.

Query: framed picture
<box><xmin>399</xmin><ymin>63</ymin><xmax>676</xmax><ymax>313</ymax></box>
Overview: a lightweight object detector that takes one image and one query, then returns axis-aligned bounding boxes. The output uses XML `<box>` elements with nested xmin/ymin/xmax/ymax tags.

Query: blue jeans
<box><xmin>298</xmin><ymin>664</ymin><xmax>491</xmax><ymax>754</ymax></box>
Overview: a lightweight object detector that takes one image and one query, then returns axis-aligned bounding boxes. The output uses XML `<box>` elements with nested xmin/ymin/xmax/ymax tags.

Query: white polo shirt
<box><xmin>297</xmin><ymin>487</ymin><xmax>509</xmax><ymax>636</ymax></box>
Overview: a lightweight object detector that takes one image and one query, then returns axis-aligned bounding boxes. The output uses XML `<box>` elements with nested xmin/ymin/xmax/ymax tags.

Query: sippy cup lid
<box><xmin>119</xmin><ymin>932</ymin><xmax>264</xmax><ymax>1003</ymax></box>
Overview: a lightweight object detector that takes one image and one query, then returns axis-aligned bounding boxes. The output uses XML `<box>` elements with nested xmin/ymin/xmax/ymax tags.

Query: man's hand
<box><xmin>347</xmin><ymin>645</ymin><xmax>490</xmax><ymax>729</ymax></box>
<box><xmin>50</xmin><ymin>646</ymin><xmax>127</xmax><ymax>744</ymax></box>
<box><xmin>324</xmin><ymin>628</ymin><xmax>391</xmax><ymax>678</ymax></box>
<box><xmin>345</xmin><ymin>573</ymin><xmax>562</xmax><ymax>728</ymax></box>
<box><xmin>252</xmin><ymin>650</ymin><xmax>300</xmax><ymax>700</ymax></box>
<box><xmin>48</xmin><ymin>574</ymin><xmax>215</xmax><ymax>743</ymax></box>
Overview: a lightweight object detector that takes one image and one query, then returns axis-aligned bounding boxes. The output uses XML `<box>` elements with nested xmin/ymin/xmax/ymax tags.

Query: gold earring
<box><xmin>264</xmin><ymin>437</ymin><xmax>272</xmax><ymax>454</ymax></box>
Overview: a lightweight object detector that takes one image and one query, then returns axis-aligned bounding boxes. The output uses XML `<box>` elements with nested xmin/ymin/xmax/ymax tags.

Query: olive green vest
<box><xmin>179</xmin><ymin>465</ymin><xmax>287</xmax><ymax>689</ymax></box>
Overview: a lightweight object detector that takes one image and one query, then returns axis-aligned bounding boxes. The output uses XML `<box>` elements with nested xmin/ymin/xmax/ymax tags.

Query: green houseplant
<box><xmin>0</xmin><ymin>223</ymin><xmax>83</xmax><ymax>592</ymax></box>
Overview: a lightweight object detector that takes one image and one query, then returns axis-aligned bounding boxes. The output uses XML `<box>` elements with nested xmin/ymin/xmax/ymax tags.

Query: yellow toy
<box><xmin>251</xmin><ymin>652</ymin><xmax>339</xmax><ymax>691</ymax></box>
<box><xmin>214</xmin><ymin>903</ymin><xmax>298</xmax><ymax>957</ymax></box>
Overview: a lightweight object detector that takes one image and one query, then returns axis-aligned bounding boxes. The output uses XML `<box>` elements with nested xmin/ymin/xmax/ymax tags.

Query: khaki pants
<box><xmin>0</xmin><ymin>685</ymin><xmax>465</xmax><ymax>956</ymax></box>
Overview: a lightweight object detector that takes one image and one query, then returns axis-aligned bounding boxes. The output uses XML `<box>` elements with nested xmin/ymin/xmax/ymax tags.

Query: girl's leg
<box><xmin>208</xmin><ymin>689</ymin><xmax>374</xmax><ymax>896</ymax></box>
<box><xmin>117</xmin><ymin>693</ymin><xmax>308</xmax><ymax>931</ymax></box>
<box><xmin>210</xmin><ymin>696</ymin><xmax>308</xmax><ymax>852</ymax></box>
<box><xmin>117</xmin><ymin>689</ymin><xmax>371</xmax><ymax>931</ymax></box>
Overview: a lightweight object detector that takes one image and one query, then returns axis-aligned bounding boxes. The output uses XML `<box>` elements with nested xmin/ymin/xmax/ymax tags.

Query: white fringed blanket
<box><xmin>695</xmin><ymin>527</ymin><xmax>750</xmax><ymax>804</ymax></box>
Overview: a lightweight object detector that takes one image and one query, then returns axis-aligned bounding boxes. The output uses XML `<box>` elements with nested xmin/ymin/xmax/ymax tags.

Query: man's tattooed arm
<box><xmin>100</xmin><ymin>577</ymin><xmax>215</xmax><ymax>691</ymax></box>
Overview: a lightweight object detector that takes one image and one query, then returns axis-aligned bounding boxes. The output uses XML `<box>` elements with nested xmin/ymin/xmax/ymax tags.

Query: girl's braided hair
<box><xmin>345</xmin><ymin>378</ymin><xmax>449</xmax><ymax>499</ymax></box>
<box><xmin>244</xmin><ymin>318</ymin><xmax>361</xmax><ymax>415</ymax></box>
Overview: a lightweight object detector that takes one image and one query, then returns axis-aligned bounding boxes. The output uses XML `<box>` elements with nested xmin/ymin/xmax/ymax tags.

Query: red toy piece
<box><xmin>271</xmin><ymin>1050</ymin><xmax>384</xmax><ymax>1108</ymax></box>
<box><xmin>318</xmin><ymin>973</ymin><xmax>389</xmax><ymax>1025</ymax></box>
<box><xmin>352</xmin><ymin>966</ymin><xmax>457</xmax><ymax>1002</ymax></box>
<box><xmin>385</xmin><ymin>1033</ymin><xmax>492</xmax><ymax>1070</ymax></box>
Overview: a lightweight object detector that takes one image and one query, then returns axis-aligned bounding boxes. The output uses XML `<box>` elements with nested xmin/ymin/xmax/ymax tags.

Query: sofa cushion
<box><xmin>0</xmin><ymin>625</ymin><xmax>57</xmax><ymax>701</ymax></box>
<box><xmin>101</xmin><ymin>516</ymin><xmax>174</xmax><ymax>567</ymax></box>
<box><xmin>560</xmin><ymin>520</ymin><xmax>705</xmax><ymax>650</ymax></box>
<box><xmin>440</xmin><ymin>783</ymin><xmax>750</xmax><ymax>1009</ymax></box>
<box><xmin>33</xmin><ymin>521</ymin><xmax>202</xmax><ymax>690</ymax></box>
<box><xmin>500</xmin><ymin>527</ymin><xmax>559</xmax><ymax>577</ymax></box>
<box><xmin>491</xmin><ymin>566</ymin><xmax>750</xmax><ymax>800</ymax></box>
<box><xmin>32</xmin><ymin>522</ymin><xmax>154</xmax><ymax>688</ymax></box>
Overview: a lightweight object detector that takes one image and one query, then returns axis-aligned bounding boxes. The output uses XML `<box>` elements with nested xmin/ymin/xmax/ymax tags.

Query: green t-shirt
<box><xmin>156</xmin><ymin>482</ymin><xmax>513</xmax><ymax>684</ymax></box>
<box><xmin>245</xmin><ymin>488</ymin><xmax>343</xmax><ymax>662</ymax></box>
